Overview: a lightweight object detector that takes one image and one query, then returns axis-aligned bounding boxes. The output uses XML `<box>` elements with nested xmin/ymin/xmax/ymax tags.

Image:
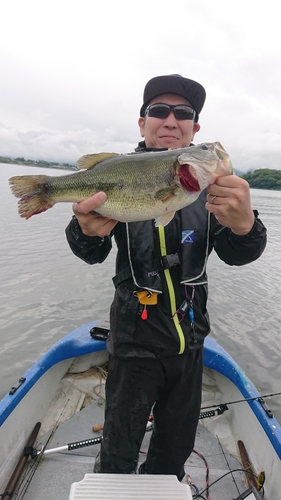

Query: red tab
<box><xmin>141</xmin><ymin>308</ymin><xmax>148</xmax><ymax>320</ymax></box>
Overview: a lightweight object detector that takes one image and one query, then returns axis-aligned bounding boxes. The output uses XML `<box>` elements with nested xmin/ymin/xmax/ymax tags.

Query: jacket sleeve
<box><xmin>212</xmin><ymin>210</ymin><xmax>267</xmax><ymax>266</ymax></box>
<box><xmin>65</xmin><ymin>215</ymin><xmax>112</xmax><ymax>265</ymax></box>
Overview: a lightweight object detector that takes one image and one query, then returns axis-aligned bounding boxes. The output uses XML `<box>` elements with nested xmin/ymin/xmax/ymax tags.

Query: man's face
<box><xmin>138</xmin><ymin>93</ymin><xmax>200</xmax><ymax>150</ymax></box>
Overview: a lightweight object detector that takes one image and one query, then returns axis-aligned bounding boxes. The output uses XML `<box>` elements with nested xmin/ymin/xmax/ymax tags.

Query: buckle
<box><xmin>161</xmin><ymin>253</ymin><xmax>180</xmax><ymax>269</ymax></box>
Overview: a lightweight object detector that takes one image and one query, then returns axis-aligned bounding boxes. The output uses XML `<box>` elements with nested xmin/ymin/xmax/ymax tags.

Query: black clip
<box><xmin>178</xmin><ymin>300</ymin><xmax>189</xmax><ymax>315</ymax></box>
<box><xmin>258</xmin><ymin>398</ymin><xmax>273</xmax><ymax>418</ymax></box>
<box><xmin>9</xmin><ymin>376</ymin><xmax>26</xmax><ymax>395</ymax></box>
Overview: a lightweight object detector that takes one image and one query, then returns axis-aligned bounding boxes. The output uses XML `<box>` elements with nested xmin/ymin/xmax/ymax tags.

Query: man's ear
<box><xmin>138</xmin><ymin>117</ymin><xmax>145</xmax><ymax>137</ymax></box>
<box><xmin>192</xmin><ymin>122</ymin><xmax>200</xmax><ymax>140</ymax></box>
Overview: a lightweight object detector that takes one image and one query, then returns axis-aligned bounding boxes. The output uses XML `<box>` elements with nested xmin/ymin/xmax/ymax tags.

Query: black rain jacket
<box><xmin>65</xmin><ymin>143</ymin><xmax>267</xmax><ymax>358</ymax></box>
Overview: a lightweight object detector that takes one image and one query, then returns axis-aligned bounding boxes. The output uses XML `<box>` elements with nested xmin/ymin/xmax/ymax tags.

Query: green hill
<box><xmin>241</xmin><ymin>169</ymin><xmax>281</xmax><ymax>190</ymax></box>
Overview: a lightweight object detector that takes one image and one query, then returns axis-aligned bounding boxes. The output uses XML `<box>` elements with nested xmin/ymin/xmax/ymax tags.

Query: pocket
<box><xmin>110</xmin><ymin>280</ymin><xmax>139</xmax><ymax>337</ymax></box>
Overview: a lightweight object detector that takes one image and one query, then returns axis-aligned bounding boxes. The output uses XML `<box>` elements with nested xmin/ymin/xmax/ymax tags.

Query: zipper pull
<box><xmin>141</xmin><ymin>305</ymin><xmax>148</xmax><ymax>320</ymax></box>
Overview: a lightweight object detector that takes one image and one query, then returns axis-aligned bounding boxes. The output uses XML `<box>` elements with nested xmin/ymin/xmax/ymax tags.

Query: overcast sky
<box><xmin>1</xmin><ymin>0</ymin><xmax>280</xmax><ymax>172</ymax></box>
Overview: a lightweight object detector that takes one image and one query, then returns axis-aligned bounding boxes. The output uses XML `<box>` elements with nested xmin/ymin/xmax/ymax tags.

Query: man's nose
<box><xmin>163</xmin><ymin>111</ymin><xmax>178</xmax><ymax>126</ymax></box>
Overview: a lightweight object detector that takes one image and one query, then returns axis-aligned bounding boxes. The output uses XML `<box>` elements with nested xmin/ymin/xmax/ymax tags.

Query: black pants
<box><xmin>98</xmin><ymin>347</ymin><xmax>203</xmax><ymax>479</ymax></box>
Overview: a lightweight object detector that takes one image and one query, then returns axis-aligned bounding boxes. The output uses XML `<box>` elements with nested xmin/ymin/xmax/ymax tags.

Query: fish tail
<box><xmin>9</xmin><ymin>175</ymin><xmax>55</xmax><ymax>219</ymax></box>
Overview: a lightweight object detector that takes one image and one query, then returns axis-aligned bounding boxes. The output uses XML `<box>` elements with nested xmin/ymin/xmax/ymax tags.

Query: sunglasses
<box><xmin>145</xmin><ymin>103</ymin><xmax>196</xmax><ymax>121</ymax></box>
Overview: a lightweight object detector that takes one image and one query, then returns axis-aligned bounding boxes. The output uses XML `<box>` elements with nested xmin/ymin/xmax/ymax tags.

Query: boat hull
<box><xmin>0</xmin><ymin>321</ymin><xmax>280</xmax><ymax>498</ymax></box>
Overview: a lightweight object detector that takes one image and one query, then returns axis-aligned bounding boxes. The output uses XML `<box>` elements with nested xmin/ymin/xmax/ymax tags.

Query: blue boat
<box><xmin>0</xmin><ymin>321</ymin><xmax>280</xmax><ymax>499</ymax></box>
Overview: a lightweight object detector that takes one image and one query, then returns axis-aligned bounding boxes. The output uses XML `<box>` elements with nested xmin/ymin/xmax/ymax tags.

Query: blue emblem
<box><xmin>181</xmin><ymin>230</ymin><xmax>194</xmax><ymax>244</ymax></box>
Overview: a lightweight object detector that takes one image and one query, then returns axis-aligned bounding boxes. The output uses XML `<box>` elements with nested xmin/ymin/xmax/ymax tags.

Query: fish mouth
<box><xmin>178</xmin><ymin>164</ymin><xmax>201</xmax><ymax>192</ymax></box>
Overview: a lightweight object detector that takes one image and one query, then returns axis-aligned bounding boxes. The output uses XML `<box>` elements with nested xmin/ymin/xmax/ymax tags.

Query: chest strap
<box><xmin>113</xmin><ymin>250</ymin><xmax>180</xmax><ymax>289</ymax></box>
<box><xmin>112</xmin><ymin>268</ymin><xmax>132</xmax><ymax>288</ymax></box>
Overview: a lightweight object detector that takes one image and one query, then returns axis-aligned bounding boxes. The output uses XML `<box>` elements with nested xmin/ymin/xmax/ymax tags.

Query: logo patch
<box><xmin>147</xmin><ymin>270</ymin><xmax>159</xmax><ymax>278</ymax></box>
<box><xmin>181</xmin><ymin>230</ymin><xmax>194</xmax><ymax>244</ymax></box>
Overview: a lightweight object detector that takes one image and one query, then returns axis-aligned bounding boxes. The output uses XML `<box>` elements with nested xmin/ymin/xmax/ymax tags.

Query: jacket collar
<box><xmin>134</xmin><ymin>141</ymin><xmax>194</xmax><ymax>153</ymax></box>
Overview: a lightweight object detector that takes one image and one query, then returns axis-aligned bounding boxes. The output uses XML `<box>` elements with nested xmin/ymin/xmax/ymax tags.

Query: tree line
<box><xmin>0</xmin><ymin>156</ymin><xmax>76</xmax><ymax>170</ymax></box>
<box><xmin>241</xmin><ymin>169</ymin><xmax>281</xmax><ymax>190</ymax></box>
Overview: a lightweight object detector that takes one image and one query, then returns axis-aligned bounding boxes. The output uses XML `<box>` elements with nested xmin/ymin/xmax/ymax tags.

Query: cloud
<box><xmin>0</xmin><ymin>124</ymin><xmax>137</xmax><ymax>163</ymax></box>
<box><xmin>1</xmin><ymin>0</ymin><xmax>280</xmax><ymax>172</ymax></box>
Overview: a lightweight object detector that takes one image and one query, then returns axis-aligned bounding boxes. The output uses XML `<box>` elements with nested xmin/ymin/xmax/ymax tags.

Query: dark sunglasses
<box><xmin>145</xmin><ymin>103</ymin><xmax>196</xmax><ymax>121</ymax></box>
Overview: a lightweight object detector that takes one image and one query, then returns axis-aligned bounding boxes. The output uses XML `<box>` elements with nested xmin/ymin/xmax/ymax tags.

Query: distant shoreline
<box><xmin>0</xmin><ymin>156</ymin><xmax>76</xmax><ymax>171</ymax></box>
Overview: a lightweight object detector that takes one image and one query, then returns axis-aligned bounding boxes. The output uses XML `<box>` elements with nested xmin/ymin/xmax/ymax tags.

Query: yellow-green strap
<box><xmin>158</xmin><ymin>226</ymin><xmax>185</xmax><ymax>354</ymax></box>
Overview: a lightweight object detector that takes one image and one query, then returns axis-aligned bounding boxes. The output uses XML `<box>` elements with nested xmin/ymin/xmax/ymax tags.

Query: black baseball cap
<box><xmin>140</xmin><ymin>74</ymin><xmax>206</xmax><ymax>119</ymax></box>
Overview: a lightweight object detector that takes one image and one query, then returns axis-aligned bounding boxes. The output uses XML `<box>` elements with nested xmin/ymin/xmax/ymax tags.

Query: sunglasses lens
<box><xmin>147</xmin><ymin>104</ymin><xmax>170</xmax><ymax>119</ymax></box>
<box><xmin>174</xmin><ymin>106</ymin><xmax>195</xmax><ymax>120</ymax></box>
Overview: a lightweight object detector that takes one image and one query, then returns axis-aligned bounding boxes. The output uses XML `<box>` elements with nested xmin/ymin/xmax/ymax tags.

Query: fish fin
<box><xmin>154</xmin><ymin>187</ymin><xmax>178</xmax><ymax>202</ymax></box>
<box><xmin>9</xmin><ymin>175</ymin><xmax>55</xmax><ymax>219</ymax></box>
<box><xmin>154</xmin><ymin>212</ymin><xmax>176</xmax><ymax>227</ymax></box>
<box><xmin>77</xmin><ymin>152</ymin><xmax>120</xmax><ymax>170</ymax></box>
<box><xmin>9</xmin><ymin>175</ymin><xmax>49</xmax><ymax>198</ymax></box>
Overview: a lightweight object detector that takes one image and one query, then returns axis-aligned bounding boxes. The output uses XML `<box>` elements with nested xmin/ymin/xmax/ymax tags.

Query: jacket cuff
<box><xmin>69</xmin><ymin>215</ymin><xmax>105</xmax><ymax>246</ymax></box>
<box><xmin>230</xmin><ymin>211</ymin><xmax>265</xmax><ymax>241</ymax></box>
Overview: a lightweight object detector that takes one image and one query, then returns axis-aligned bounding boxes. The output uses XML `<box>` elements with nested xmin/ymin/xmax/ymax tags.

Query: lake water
<box><xmin>1</xmin><ymin>163</ymin><xmax>281</xmax><ymax>423</ymax></box>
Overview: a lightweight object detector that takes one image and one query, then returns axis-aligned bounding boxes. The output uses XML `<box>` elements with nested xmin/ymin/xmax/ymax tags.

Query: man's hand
<box><xmin>206</xmin><ymin>174</ymin><xmax>255</xmax><ymax>235</ymax></box>
<box><xmin>72</xmin><ymin>192</ymin><xmax>118</xmax><ymax>237</ymax></box>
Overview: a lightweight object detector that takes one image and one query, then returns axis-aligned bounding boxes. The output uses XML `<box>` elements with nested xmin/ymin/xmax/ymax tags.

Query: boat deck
<box><xmin>21</xmin><ymin>398</ymin><xmax>247</xmax><ymax>500</ymax></box>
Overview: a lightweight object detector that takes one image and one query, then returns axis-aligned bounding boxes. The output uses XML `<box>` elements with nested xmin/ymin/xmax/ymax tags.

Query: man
<box><xmin>65</xmin><ymin>74</ymin><xmax>266</xmax><ymax>480</ymax></box>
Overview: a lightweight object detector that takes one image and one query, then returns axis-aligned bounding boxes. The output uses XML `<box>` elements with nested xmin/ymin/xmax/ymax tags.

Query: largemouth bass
<box><xmin>9</xmin><ymin>141</ymin><xmax>232</xmax><ymax>227</ymax></box>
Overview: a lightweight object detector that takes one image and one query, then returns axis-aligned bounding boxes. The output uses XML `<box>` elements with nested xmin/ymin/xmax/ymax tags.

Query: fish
<box><xmin>9</xmin><ymin>141</ymin><xmax>233</xmax><ymax>227</ymax></box>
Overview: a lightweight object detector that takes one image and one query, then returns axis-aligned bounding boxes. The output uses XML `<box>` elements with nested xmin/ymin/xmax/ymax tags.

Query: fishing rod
<box><xmin>1</xmin><ymin>422</ymin><xmax>41</xmax><ymax>500</ymax></box>
<box><xmin>1</xmin><ymin>400</ymin><xmax>72</xmax><ymax>500</ymax></box>
<box><xmin>28</xmin><ymin>406</ymin><xmax>230</xmax><ymax>459</ymax></box>
<box><xmin>30</xmin><ymin>421</ymin><xmax>154</xmax><ymax>458</ymax></box>
<box><xmin>33</xmin><ymin>435</ymin><xmax>103</xmax><ymax>457</ymax></box>
<box><xmin>29</xmin><ymin>406</ymin><xmax>231</xmax><ymax>458</ymax></box>
<box><xmin>15</xmin><ymin>391</ymin><xmax>281</xmax><ymax>463</ymax></box>
<box><xmin>201</xmin><ymin>390</ymin><xmax>281</xmax><ymax>418</ymax></box>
